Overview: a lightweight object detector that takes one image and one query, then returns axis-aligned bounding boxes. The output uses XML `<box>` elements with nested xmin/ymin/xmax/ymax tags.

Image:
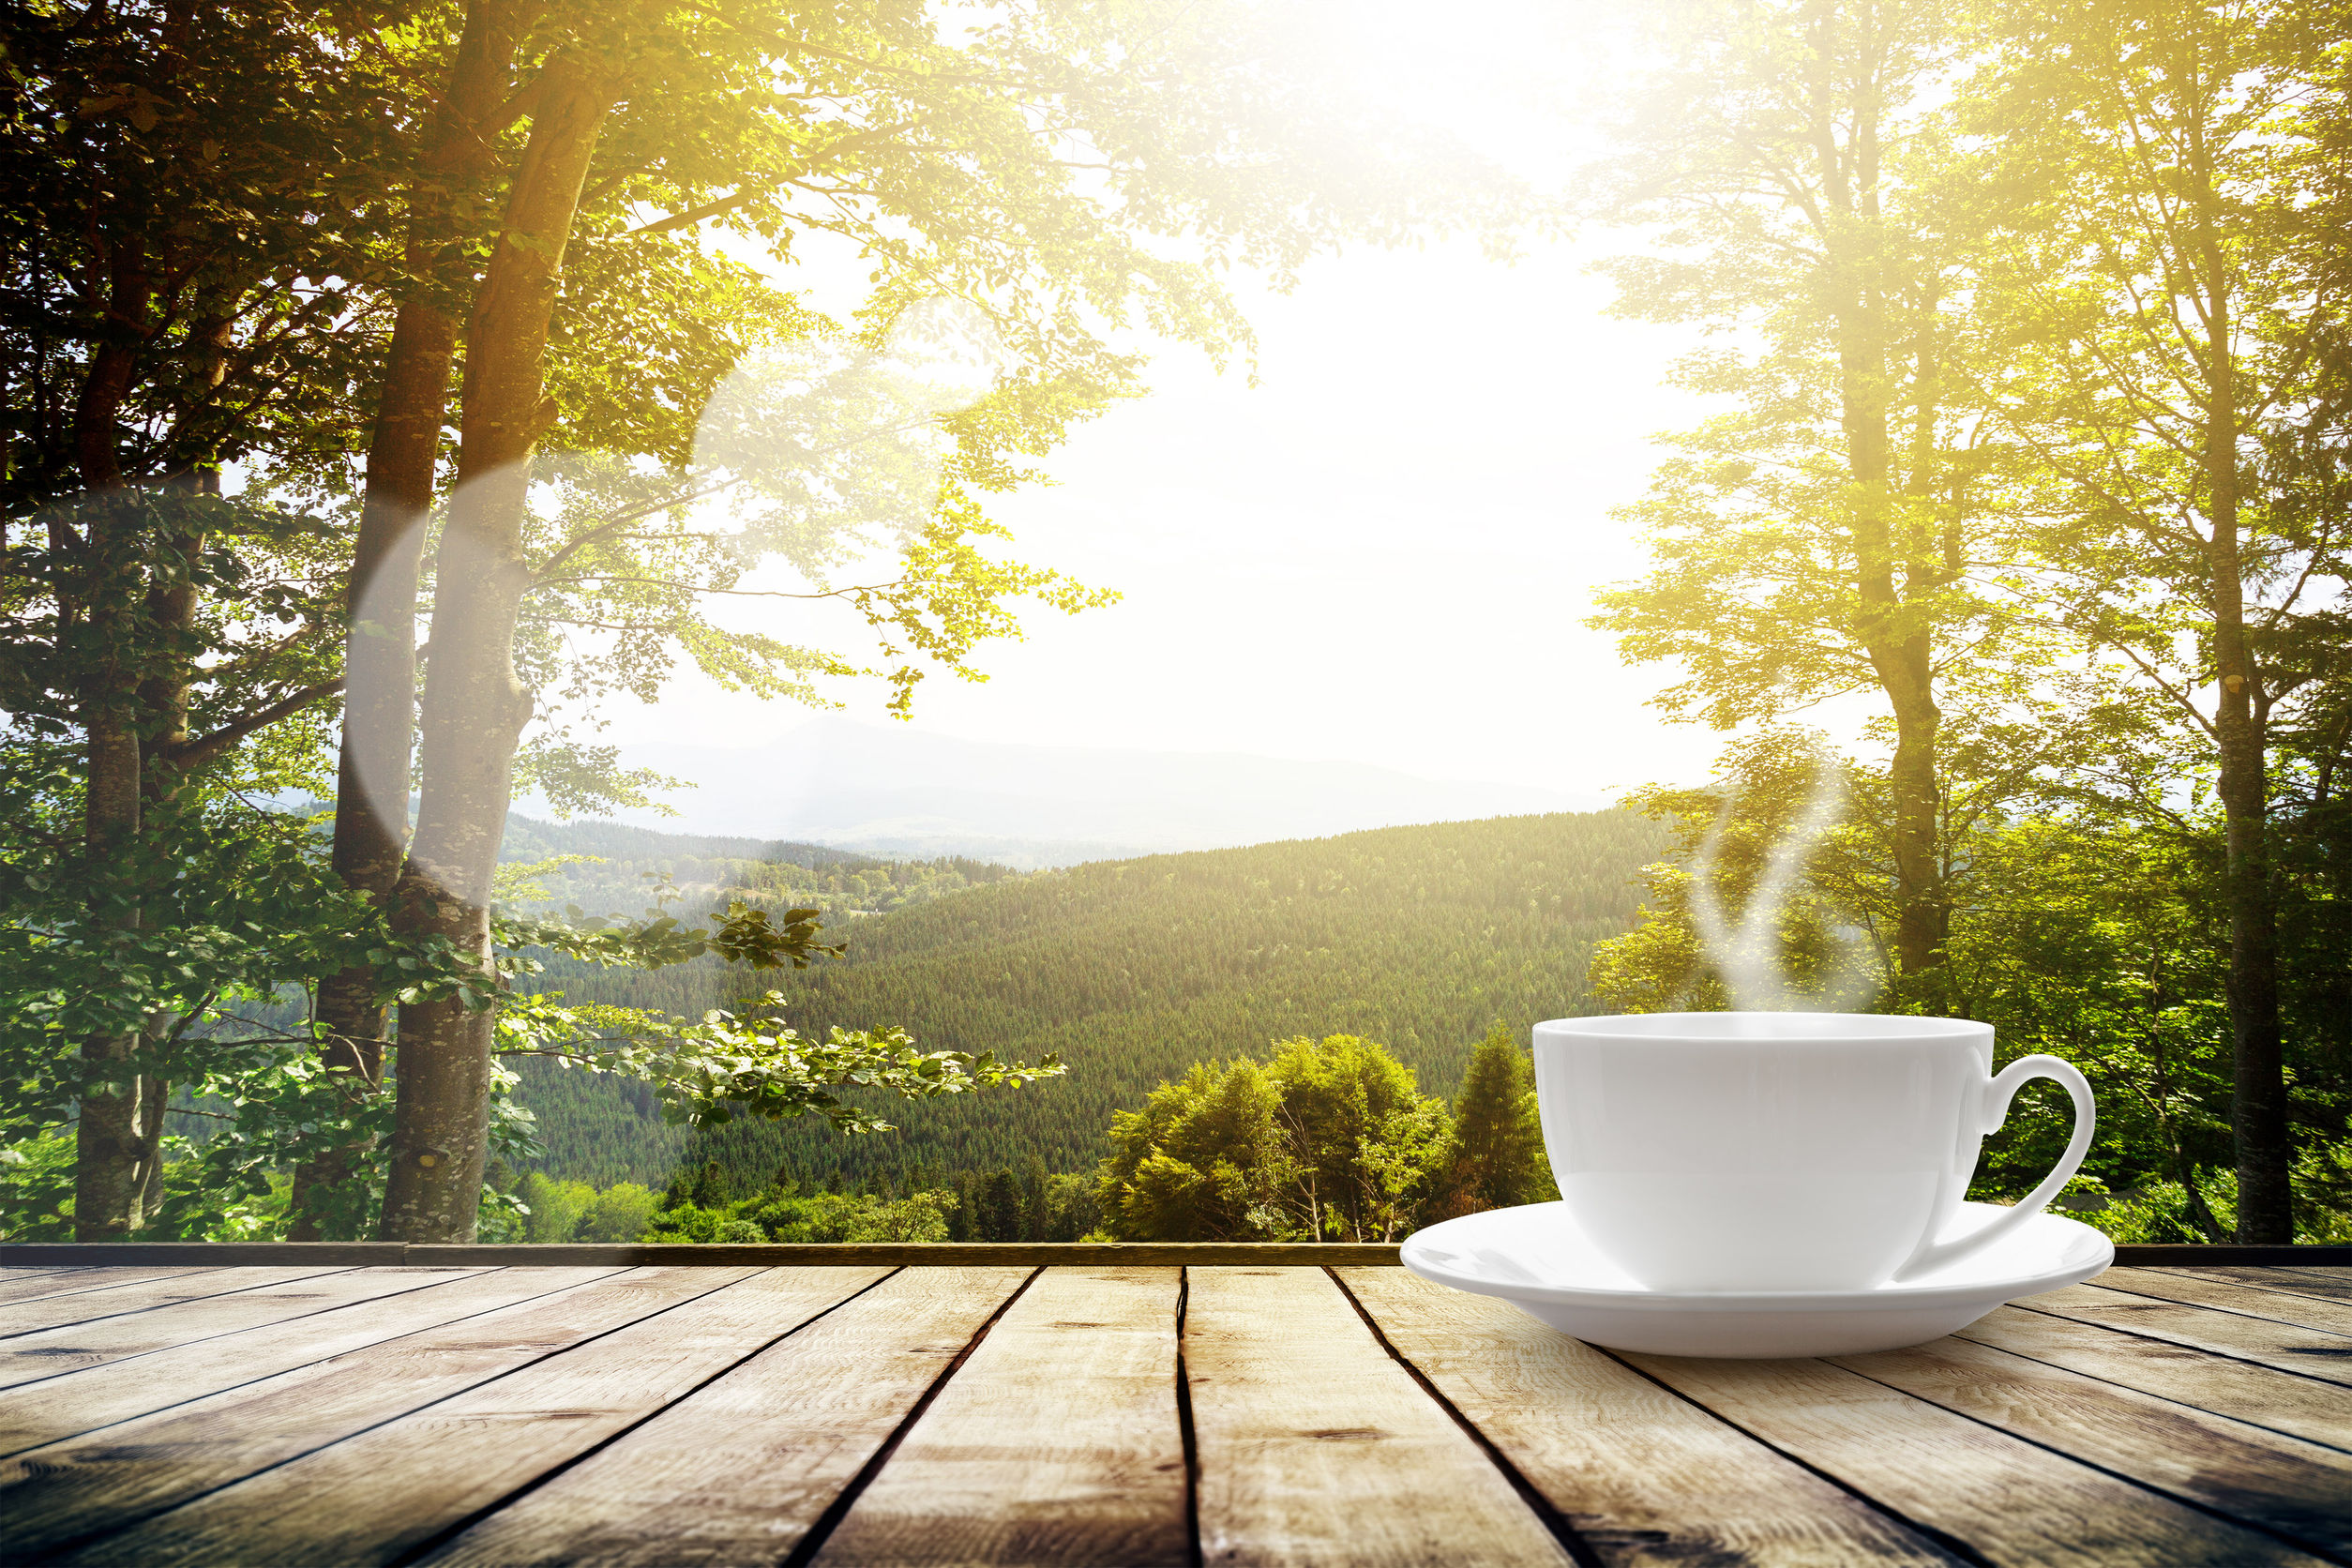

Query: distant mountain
<box><xmin>522</xmin><ymin>717</ymin><xmax>1601</xmax><ymax>867</ymax></box>
<box><xmin>514</xmin><ymin>807</ymin><xmax>1664</xmax><ymax>1191</ymax></box>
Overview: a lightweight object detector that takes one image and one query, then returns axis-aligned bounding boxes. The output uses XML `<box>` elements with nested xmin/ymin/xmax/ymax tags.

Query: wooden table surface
<box><xmin>0</xmin><ymin>1260</ymin><xmax>2346</xmax><ymax>1566</ymax></box>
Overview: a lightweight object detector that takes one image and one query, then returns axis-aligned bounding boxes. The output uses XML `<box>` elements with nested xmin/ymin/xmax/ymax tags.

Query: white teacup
<box><xmin>1531</xmin><ymin>1012</ymin><xmax>2095</xmax><ymax>1293</ymax></box>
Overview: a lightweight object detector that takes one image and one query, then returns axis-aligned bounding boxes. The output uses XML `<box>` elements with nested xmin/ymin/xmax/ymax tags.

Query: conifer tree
<box><xmin>978</xmin><ymin>1168</ymin><xmax>1021</xmax><ymax>1243</ymax></box>
<box><xmin>1444</xmin><ymin>1023</ymin><xmax>1553</xmax><ymax>1214</ymax></box>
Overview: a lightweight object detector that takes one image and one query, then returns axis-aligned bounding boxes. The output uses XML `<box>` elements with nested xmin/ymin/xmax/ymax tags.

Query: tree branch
<box><xmin>160</xmin><ymin>678</ymin><xmax>344</xmax><ymax>775</ymax></box>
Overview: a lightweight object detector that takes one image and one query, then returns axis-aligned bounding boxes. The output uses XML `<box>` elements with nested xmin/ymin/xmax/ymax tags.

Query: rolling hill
<box><xmin>512</xmin><ymin>809</ymin><xmax>1666</xmax><ymax>1192</ymax></box>
<box><xmin>518</xmin><ymin>716</ymin><xmax>1605</xmax><ymax>867</ymax></box>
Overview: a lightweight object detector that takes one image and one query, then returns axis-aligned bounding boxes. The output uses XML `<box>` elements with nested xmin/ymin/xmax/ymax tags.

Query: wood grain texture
<box><xmin>1832</xmin><ymin>1334</ymin><xmax>2352</xmax><ymax>1555</ymax></box>
<box><xmin>419</xmin><ymin>1266</ymin><xmax>1033</xmax><ymax>1568</ymax></box>
<box><xmin>0</xmin><ymin>1268</ymin><xmax>217</xmax><ymax>1308</ymax></box>
<box><xmin>1622</xmin><ymin>1350</ymin><xmax>2326</xmax><ymax>1567</ymax></box>
<box><xmin>2097</xmin><ymin>1267</ymin><xmax>2352</xmax><ymax>1335</ymax></box>
<box><xmin>0</xmin><ymin>1265</ymin><xmax>481</xmax><ymax>1388</ymax></box>
<box><xmin>1184</xmin><ymin>1266</ymin><xmax>1574</xmax><ymax>1568</ymax></box>
<box><xmin>1956</xmin><ymin>1305</ymin><xmax>2352</xmax><ymax>1451</ymax></box>
<box><xmin>2162</xmin><ymin>1267</ymin><xmax>2352</xmax><ymax>1306</ymax></box>
<box><xmin>815</xmin><ymin>1266</ymin><xmax>1187</xmax><ymax>1568</ymax></box>
<box><xmin>62</xmin><ymin>1266</ymin><xmax>891</xmax><ymax>1568</ymax></box>
<box><xmin>0</xmin><ymin>1266</ymin><xmax>742</xmax><ymax>1560</ymax></box>
<box><xmin>0</xmin><ymin>1264</ymin><xmax>350</xmax><ymax>1342</ymax></box>
<box><xmin>0</xmin><ymin>1266</ymin><xmax>620</xmax><ymax>1457</ymax></box>
<box><xmin>2019</xmin><ymin>1283</ymin><xmax>2352</xmax><ymax>1385</ymax></box>
<box><xmin>1339</xmin><ymin>1269</ymin><xmax>1958</xmax><ymax>1568</ymax></box>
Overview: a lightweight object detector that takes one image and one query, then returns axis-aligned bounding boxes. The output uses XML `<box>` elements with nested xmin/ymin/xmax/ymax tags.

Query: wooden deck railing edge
<box><xmin>0</xmin><ymin>1240</ymin><xmax>1410</xmax><ymax>1266</ymax></box>
<box><xmin>2</xmin><ymin>1240</ymin><xmax>2348</xmax><ymax>1266</ymax></box>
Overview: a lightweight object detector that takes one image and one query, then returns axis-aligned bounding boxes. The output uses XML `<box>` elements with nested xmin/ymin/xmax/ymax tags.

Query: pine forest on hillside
<box><xmin>510</xmin><ymin>810</ymin><xmax>1665</xmax><ymax>1194</ymax></box>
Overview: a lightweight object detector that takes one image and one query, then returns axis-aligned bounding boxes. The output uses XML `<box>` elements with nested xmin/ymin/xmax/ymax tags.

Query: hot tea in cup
<box><xmin>1530</xmin><ymin>1013</ymin><xmax>2094</xmax><ymax>1294</ymax></box>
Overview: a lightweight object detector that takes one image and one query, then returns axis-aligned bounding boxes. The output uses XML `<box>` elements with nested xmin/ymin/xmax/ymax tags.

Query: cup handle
<box><xmin>1892</xmin><ymin>1054</ymin><xmax>2096</xmax><ymax>1283</ymax></box>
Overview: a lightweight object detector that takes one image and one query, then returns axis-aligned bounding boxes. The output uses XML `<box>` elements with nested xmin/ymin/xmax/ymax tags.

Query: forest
<box><xmin>6</xmin><ymin>0</ymin><xmax>2352</xmax><ymax>1251</ymax></box>
<box><xmin>505</xmin><ymin>808</ymin><xmax>1663</xmax><ymax>1192</ymax></box>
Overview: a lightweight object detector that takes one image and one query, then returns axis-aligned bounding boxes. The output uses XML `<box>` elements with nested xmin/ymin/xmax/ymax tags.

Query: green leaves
<box><xmin>1096</xmin><ymin>1033</ymin><xmax>1455</xmax><ymax>1244</ymax></box>
<box><xmin>490</xmin><ymin>988</ymin><xmax>1063</xmax><ymax>1136</ymax></box>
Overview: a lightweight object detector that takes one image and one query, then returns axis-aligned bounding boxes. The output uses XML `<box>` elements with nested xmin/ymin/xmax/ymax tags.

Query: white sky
<box><xmin>586</xmin><ymin>3</ymin><xmax>1821</xmax><ymax>800</ymax></box>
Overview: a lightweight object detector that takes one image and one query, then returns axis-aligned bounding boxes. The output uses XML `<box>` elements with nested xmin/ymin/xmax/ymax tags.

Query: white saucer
<box><xmin>1400</xmin><ymin>1200</ymin><xmax>2114</xmax><ymax>1358</ymax></box>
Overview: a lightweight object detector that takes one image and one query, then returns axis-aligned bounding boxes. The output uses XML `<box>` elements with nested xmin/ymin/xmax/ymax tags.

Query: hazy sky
<box><xmin>588</xmin><ymin>4</ymin><xmax>1804</xmax><ymax>802</ymax></box>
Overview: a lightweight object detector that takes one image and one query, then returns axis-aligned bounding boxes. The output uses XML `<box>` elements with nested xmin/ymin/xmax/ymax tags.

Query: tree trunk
<box><xmin>2183</xmin><ymin>104</ymin><xmax>2290</xmax><ymax>1244</ymax></box>
<box><xmin>71</xmin><ymin>231</ymin><xmax>156</xmax><ymax>1241</ymax></box>
<box><xmin>294</xmin><ymin>302</ymin><xmax>459</xmax><ymax>1239</ymax></box>
<box><xmin>298</xmin><ymin>0</ymin><xmax>542</xmax><ymax>1239</ymax></box>
<box><xmin>2207</xmin><ymin>371</ymin><xmax>2289</xmax><ymax>1244</ymax></box>
<box><xmin>133</xmin><ymin>1071</ymin><xmax>169</xmax><ymax>1227</ymax></box>
<box><xmin>73</xmin><ymin>653</ymin><xmax>148</xmax><ymax>1240</ymax></box>
<box><xmin>1836</xmin><ymin>272</ymin><xmax>1947</xmax><ymax>985</ymax></box>
<box><xmin>1810</xmin><ymin>26</ymin><xmax>1948</xmax><ymax>990</ymax></box>
<box><xmin>378</xmin><ymin>55</ymin><xmax>617</xmax><ymax>1242</ymax></box>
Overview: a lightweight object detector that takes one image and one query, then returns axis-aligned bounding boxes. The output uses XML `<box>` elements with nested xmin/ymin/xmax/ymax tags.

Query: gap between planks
<box><xmin>0</xmin><ymin>1267</ymin><xmax>628</xmax><ymax>1460</ymax></box>
<box><xmin>0</xmin><ymin>1265</ymin><xmax>362</xmax><ymax>1345</ymax></box>
<box><xmin>1824</xmin><ymin>1332</ymin><xmax>2352</xmax><ymax>1560</ymax></box>
<box><xmin>1956</xmin><ymin>1304</ymin><xmax>2352</xmax><ymax>1455</ymax></box>
<box><xmin>0</xmin><ymin>1268</ymin><xmax>227</xmax><ymax>1311</ymax></box>
<box><xmin>0</xmin><ymin>1268</ymin><xmax>496</xmax><ymax>1393</ymax></box>
<box><xmin>1335</xmin><ymin>1267</ymin><xmax>1968</xmax><ymax>1568</ymax></box>
<box><xmin>2013</xmin><ymin>1283</ymin><xmax>2352</xmax><ymax>1388</ymax></box>
<box><xmin>1612</xmin><ymin>1348</ymin><xmax>2329</xmax><ymax>1567</ymax></box>
<box><xmin>415</xmin><ymin>1265</ymin><xmax>1035</xmax><ymax>1568</ymax></box>
<box><xmin>4</xmin><ymin>1267</ymin><xmax>776</xmax><ymax>1562</ymax></box>
<box><xmin>150</xmin><ymin>1265</ymin><xmax>911</xmax><ymax>1568</ymax></box>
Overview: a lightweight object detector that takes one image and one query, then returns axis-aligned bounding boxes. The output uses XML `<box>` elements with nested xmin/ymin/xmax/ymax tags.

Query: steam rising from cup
<box><xmin>346</xmin><ymin>298</ymin><xmax>1007</xmax><ymax>866</ymax></box>
<box><xmin>1686</xmin><ymin>744</ymin><xmax>1851</xmax><ymax>1011</ymax></box>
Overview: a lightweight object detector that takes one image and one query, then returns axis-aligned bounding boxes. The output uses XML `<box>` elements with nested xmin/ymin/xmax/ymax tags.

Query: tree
<box><xmin>1094</xmin><ymin>1035</ymin><xmax>1455</xmax><ymax>1243</ymax></box>
<box><xmin>301</xmin><ymin>0</ymin><xmax>553</xmax><ymax>1236</ymax></box>
<box><xmin>1583</xmin><ymin>730</ymin><xmax>2352</xmax><ymax>1239</ymax></box>
<box><xmin>0</xmin><ymin>0</ymin><xmax>409</xmax><ymax>1237</ymax></box>
<box><xmin>1096</xmin><ymin>1058</ymin><xmax>1289</xmax><ymax>1242</ymax></box>
<box><xmin>1266</xmin><ymin>1034</ymin><xmax>1453</xmax><ymax>1243</ymax></box>
<box><xmin>1959</xmin><ymin>0</ymin><xmax>2349</xmax><ymax>1239</ymax></box>
<box><xmin>1439</xmin><ymin>1022</ymin><xmax>1554</xmax><ymax>1215</ymax></box>
<box><xmin>358</xmin><ymin>0</ymin><xmax>1521</xmax><ymax>1241</ymax></box>
<box><xmin>1590</xmin><ymin>731</ymin><xmax>1886</xmax><ymax>1014</ymax></box>
<box><xmin>1585</xmin><ymin>0</ymin><xmax>2006</xmax><ymax>998</ymax></box>
<box><xmin>977</xmin><ymin>1169</ymin><xmax>1021</xmax><ymax>1243</ymax></box>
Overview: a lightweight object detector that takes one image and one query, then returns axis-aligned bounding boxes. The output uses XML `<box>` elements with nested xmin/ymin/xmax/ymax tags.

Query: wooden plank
<box><xmin>2111</xmin><ymin>1246</ymin><xmax>2352</xmax><ymax>1266</ymax></box>
<box><xmin>60</xmin><ymin>1266</ymin><xmax>893</xmax><ymax>1568</ymax></box>
<box><xmin>1956</xmin><ymin>1306</ymin><xmax>2352</xmax><ymax>1451</ymax></box>
<box><xmin>0</xmin><ymin>1267</ymin><xmax>622</xmax><ymax>1457</ymax></box>
<box><xmin>2166</xmin><ymin>1267</ymin><xmax>2352</xmax><ymax>1306</ymax></box>
<box><xmin>2019</xmin><ymin>1283</ymin><xmax>2352</xmax><ymax>1385</ymax></box>
<box><xmin>1</xmin><ymin>1241</ymin><xmax>1407</xmax><ymax>1266</ymax></box>
<box><xmin>1832</xmin><ymin>1334</ymin><xmax>2352</xmax><ymax>1556</ymax></box>
<box><xmin>1340</xmin><ymin>1269</ymin><xmax>1960</xmax><ymax>1567</ymax></box>
<box><xmin>0</xmin><ymin>1267</ymin><xmax>218</xmax><ymax>1309</ymax></box>
<box><xmin>815</xmin><ymin>1266</ymin><xmax>1187</xmax><ymax>1568</ymax></box>
<box><xmin>2098</xmin><ymin>1266</ymin><xmax>2352</xmax><ymax>1335</ymax></box>
<box><xmin>0</xmin><ymin>1266</ymin><xmax>486</xmax><ymax>1388</ymax></box>
<box><xmin>1184</xmin><ymin>1266</ymin><xmax>1574</xmax><ymax>1568</ymax></box>
<box><xmin>0</xmin><ymin>1242</ymin><xmax>405</xmax><ymax>1267</ymax></box>
<box><xmin>406</xmin><ymin>1243</ymin><xmax>1405</xmax><ymax>1267</ymax></box>
<box><xmin>0</xmin><ymin>1265</ymin><xmax>750</xmax><ymax>1560</ymax></box>
<box><xmin>1621</xmin><ymin>1350</ymin><xmax>2327</xmax><ymax>1567</ymax></box>
<box><xmin>416</xmin><ymin>1267</ymin><xmax>1033</xmax><ymax>1568</ymax></box>
<box><xmin>0</xmin><ymin>1264</ymin><xmax>351</xmax><ymax>1341</ymax></box>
